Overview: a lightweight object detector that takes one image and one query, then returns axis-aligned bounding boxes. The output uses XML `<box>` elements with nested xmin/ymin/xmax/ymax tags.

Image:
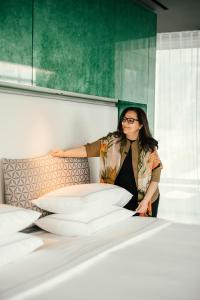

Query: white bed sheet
<box><xmin>31</xmin><ymin>229</ymin><xmax>76</xmax><ymax>249</ymax></box>
<box><xmin>0</xmin><ymin>217</ymin><xmax>200</xmax><ymax>300</ymax></box>
<box><xmin>43</xmin><ymin>221</ymin><xmax>200</xmax><ymax>300</ymax></box>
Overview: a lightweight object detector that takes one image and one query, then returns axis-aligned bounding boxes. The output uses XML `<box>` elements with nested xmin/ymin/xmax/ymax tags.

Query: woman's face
<box><xmin>121</xmin><ymin>110</ymin><xmax>142</xmax><ymax>137</ymax></box>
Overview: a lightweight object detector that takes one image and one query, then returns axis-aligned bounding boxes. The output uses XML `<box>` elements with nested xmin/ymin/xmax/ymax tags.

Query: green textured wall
<box><xmin>33</xmin><ymin>0</ymin><xmax>115</xmax><ymax>97</ymax></box>
<box><xmin>0</xmin><ymin>0</ymin><xmax>32</xmax><ymax>85</ymax></box>
<box><xmin>0</xmin><ymin>0</ymin><xmax>157</xmax><ymax>109</ymax></box>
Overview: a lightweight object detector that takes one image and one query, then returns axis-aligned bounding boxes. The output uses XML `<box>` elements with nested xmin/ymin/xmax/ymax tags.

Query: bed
<box><xmin>0</xmin><ymin>155</ymin><xmax>200</xmax><ymax>300</ymax></box>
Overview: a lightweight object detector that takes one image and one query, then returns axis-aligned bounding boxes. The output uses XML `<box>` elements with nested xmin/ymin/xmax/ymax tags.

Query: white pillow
<box><xmin>0</xmin><ymin>204</ymin><xmax>41</xmax><ymax>237</ymax></box>
<box><xmin>54</xmin><ymin>205</ymin><xmax>122</xmax><ymax>221</ymax></box>
<box><xmin>32</xmin><ymin>183</ymin><xmax>132</xmax><ymax>214</ymax></box>
<box><xmin>35</xmin><ymin>207</ymin><xmax>134</xmax><ymax>236</ymax></box>
<box><xmin>0</xmin><ymin>232</ymin><xmax>43</xmax><ymax>267</ymax></box>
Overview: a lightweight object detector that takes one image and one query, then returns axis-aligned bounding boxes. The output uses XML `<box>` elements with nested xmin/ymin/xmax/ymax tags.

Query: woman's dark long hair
<box><xmin>115</xmin><ymin>107</ymin><xmax>158</xmax><ymax>152</ymax></box>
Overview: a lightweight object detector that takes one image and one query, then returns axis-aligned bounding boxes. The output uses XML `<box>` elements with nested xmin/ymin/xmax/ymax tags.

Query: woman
<box><xmin>51</xmin><ymin>107</ymin><xmax>162</xmax><ymax>217</ymax></box>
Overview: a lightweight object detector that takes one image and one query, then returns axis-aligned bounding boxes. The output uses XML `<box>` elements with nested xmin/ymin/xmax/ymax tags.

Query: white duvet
<box><xmin>0</xmin><ymin>217</ymin><xmax>200</xmax><ymax>300</ymax></box>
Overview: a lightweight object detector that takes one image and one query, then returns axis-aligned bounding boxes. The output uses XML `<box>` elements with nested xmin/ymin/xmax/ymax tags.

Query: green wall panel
<box><xmin>0</xmin><ymin>0</ymin><xmax>32</xmax><ymax>85</ymax></box>
<box><xmin>33</xmin><ymin>0</ymin><xmax>115</xmax><ymax>97</ymax></box>
<box><xmin>115</xmin><ymin>1</ymin><xmax>157</xmax><ymax>103</ymax></box>
<box><xmin>0</xmin><ymin>0</ymin><xmax>157</xmax><ymax>109</ymax></box>
<box><xmin>114</xmin><ymin>0</ymin><xmax>157</xmax><ymax>130</ymax></box>
<box><xmin>146</xmin><ymin>33</ymin><xmax>157</xmax><ymax>130</ymax></box>
<box><xmin>117</xmin><ymin>100</ymin><xmax>147</xmax><ymax>118</ymax></box>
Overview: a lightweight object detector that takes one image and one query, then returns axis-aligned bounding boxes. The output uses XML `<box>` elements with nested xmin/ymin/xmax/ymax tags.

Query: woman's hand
<box><xmin>136</xmin><ymin>181</ymin><xmax>158</xmax><ymax>216</ymax></box>
<box><xmin>51</xmin><ymin>150</ymin><xmax>66</xmax><ymax>157</ymax></box>
<box><xmin>136</xmin><ymin>199</ymin><xmax>151</xmax><ymax>216</ymax></box>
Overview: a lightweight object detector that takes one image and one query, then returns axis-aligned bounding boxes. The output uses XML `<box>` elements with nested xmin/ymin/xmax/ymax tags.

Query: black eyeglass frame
<box><xmin>121</xmin><ymin>117</ymin><xmax>139</xmax><ymax>124</ymax></box>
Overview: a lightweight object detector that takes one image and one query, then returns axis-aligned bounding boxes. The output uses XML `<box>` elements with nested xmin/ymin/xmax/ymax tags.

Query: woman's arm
<box><xmin>51</xmin><ymin>146</ymin><xmax>87</xmax><ymax>158</ymax></box>
<box><xmin>136</xmin><ymin>181</ymin><xmax>158</xmax><ymax>214</ymax></box>
<box><xmin>51</xmin><ymin>139</ymin><xmax>101</xmax><ymax>159</ymax></box>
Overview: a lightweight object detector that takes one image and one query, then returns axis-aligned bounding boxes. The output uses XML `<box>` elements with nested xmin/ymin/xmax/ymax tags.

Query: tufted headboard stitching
<box><xmin>0</xmin><ymin>155</ymin><xmax>90</xmax><ymax>210</ymax></box>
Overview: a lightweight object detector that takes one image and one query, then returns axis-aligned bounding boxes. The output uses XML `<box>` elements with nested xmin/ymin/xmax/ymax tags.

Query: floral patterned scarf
<box><xmin>99</xmin><ymin>134</ymin><xmax>161</xmax><ymax>203</ymax></box>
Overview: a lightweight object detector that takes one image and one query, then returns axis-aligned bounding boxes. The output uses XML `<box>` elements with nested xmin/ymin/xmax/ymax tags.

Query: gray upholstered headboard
<box><xmin>0</xmin><ymin>155</ymin><xmax>90</xmax><ymax>209</ymax></box>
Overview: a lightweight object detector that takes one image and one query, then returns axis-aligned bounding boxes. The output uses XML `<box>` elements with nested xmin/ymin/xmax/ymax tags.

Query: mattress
<box><xmin>0</xmin><ymin>217</ymin><xmax>200</xmax><ymax>300</ymax></box>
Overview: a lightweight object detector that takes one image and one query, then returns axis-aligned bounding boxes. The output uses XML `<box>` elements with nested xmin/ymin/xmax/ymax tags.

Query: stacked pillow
<box><xmin>0</xmin><ymin>204</ymin><xmax>43</xmax><ymax>266</ymax></box>
<box><xmin>32</xmin><ymin>183</ymin><xmax>134</xmax><ymax>236</ymax></box>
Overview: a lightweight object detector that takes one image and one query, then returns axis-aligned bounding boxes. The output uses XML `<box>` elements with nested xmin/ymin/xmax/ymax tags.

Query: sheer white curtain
<box><xmin>155</xmin><ymin>31</ymin><xmax>200</xmax><ymax>224</ymax></box>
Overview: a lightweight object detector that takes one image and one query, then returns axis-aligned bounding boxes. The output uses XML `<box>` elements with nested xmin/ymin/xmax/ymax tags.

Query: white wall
<box><xmin>0</xmin><ymin>90</ymin><xmax>118</xmax><ymax>182</ymax></box>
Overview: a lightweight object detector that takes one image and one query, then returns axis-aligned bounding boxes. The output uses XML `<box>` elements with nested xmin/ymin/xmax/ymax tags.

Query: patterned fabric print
<box><xmin>2</xmin><ymin>155</ymin><xmax>90</xmax><ymax>213</ymax></box>
<box><xmin>137</xmin><ymin>149</ymin><xmax>161</xmax><ymax>201</ymax></box>
<box><xmin>99</xmin><ymin>134</ymin><xmax>161</xmax><ymax>202</ymax></box>
<box><xmin>99</xmin><ymin>135</ymin><xmax>121</xmax><ymax>184</ymax></box>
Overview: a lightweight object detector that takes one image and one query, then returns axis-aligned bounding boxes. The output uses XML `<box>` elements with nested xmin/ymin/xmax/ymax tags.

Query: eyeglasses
<box><xmin>121</xmin><ymin>117</ymin><xmax>139</xmax><ymax>124</ymax></box>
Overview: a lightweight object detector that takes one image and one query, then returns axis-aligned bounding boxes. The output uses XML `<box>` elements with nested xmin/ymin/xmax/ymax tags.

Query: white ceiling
<box><xmin>138</xmin><ymin>0</ymin><xmax>200</xmax><ymax>33</ymax></box>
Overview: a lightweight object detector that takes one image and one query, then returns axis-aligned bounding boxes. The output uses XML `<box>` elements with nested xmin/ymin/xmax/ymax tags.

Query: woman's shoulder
<box><xmin>101</xmin><ymin>131</ymin><xmax>119</xmax><ymax>141</ymax></box>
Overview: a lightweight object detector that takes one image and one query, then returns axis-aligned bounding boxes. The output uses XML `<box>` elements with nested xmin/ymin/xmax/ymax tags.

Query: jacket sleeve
<box><xmin>84</xmin><ymin>139</ymin><xmax>101</xmax><ymax>157</ymax></box>
<box><xmin>151</xmin><ymin>162</ymin><xmax>163</xmax><ymax>182</ymax></box>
